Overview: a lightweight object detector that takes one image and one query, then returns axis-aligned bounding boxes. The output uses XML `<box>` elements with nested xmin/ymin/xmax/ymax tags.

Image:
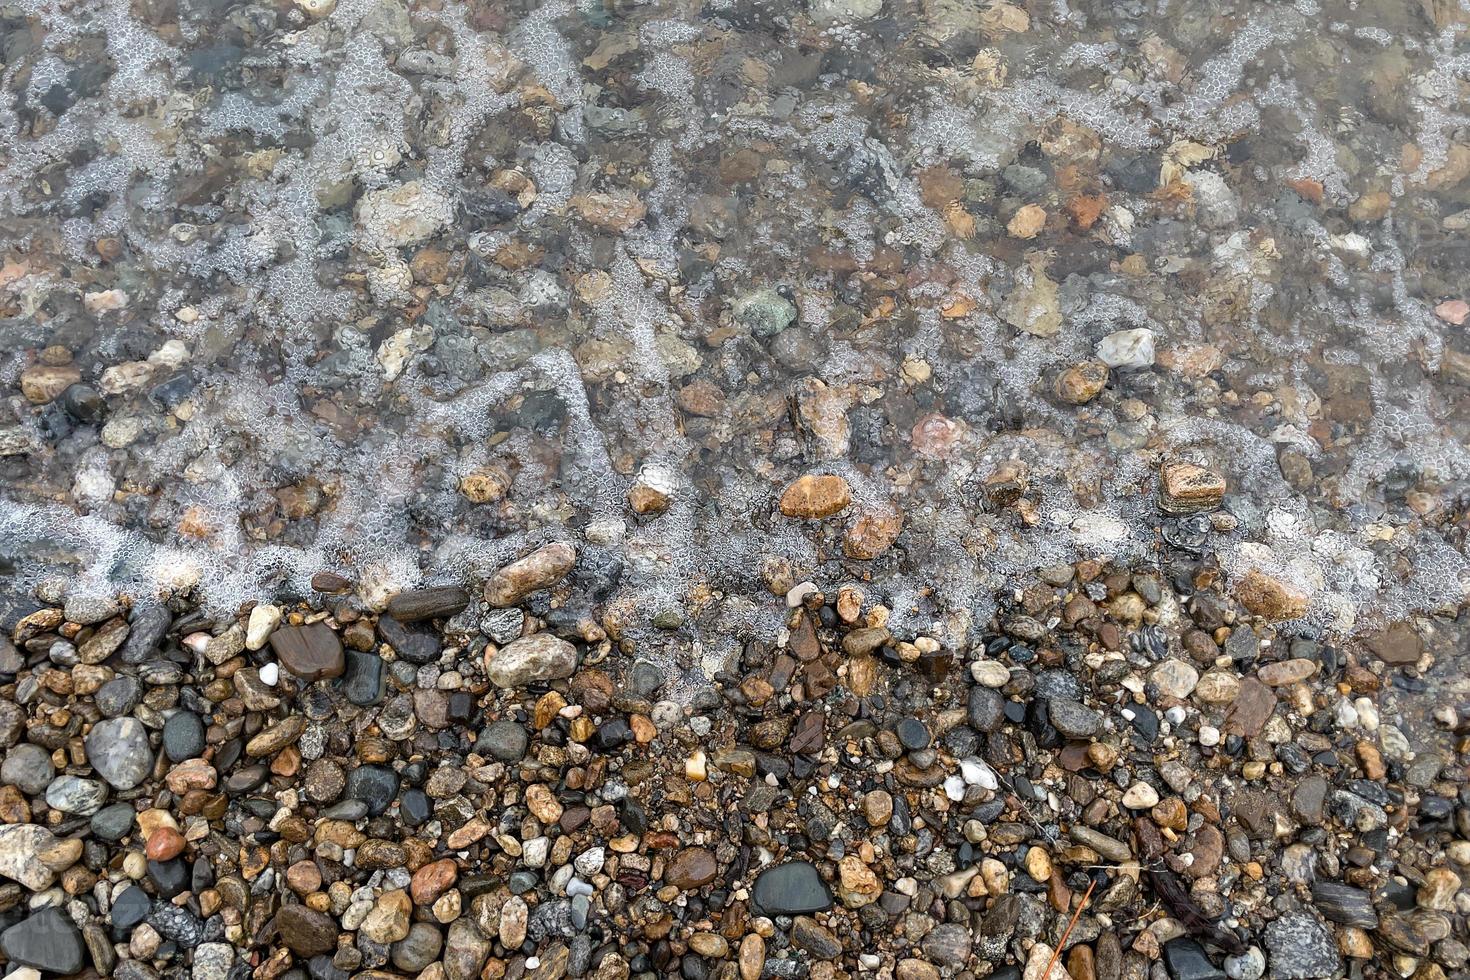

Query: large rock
<box><xmin>484</xmin><ymin>543</ymin><xmax>577</xmax><ymax>607</ymax></box>
<box><xmin>486</xmin><ymin>634</ymin><xmax>578</xmax><ymax>688</ymax></box>
<box><xmin>0</xmin><ymin>908</ymin><xmax>86</xmax><ymax>974</ymax></box>
<box><xmin>0</xmin><ymin>824</ymin><xmax>61</xmax><ymax>890</ymax></box>
<box><xmin>85</xmin><ymin>717</ymin><xmax>154</xmax><ymax>790</ymax></box>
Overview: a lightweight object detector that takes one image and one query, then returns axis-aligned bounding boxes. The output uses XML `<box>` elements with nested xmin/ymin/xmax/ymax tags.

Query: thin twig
<box><xmin>1042</xmin><ymin>878</ymin><xmax>1096</xmax><ymax>980</ymax></box>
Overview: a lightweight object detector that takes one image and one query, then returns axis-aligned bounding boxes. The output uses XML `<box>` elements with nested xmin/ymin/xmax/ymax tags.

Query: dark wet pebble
<box><xmin>162</xmin><ymin>711</ymin><xmax>206</xmax><ymax>762</ymax></box>
<box><xmin>0</xmin><ymin>907</ymin><xmax>86</xmax><ymax>974</ymax></box>
<box><xmin>1163</xmin><ymin>938</ymin><xmax>1226</xmax><ymax>980</ymax></box>
<box><xmin>476</xmin><ymin>719</ymin><xmax>529</xmax><ymax>761</ymax></box>
<box><xmin>751</xmin><ymin>861</ymin><xmax>832</xmax><ymax>915</ymax></box>
<box><xmin>377</xmin><ymin>616</ymin><xmax>442</xmax><ymax>664</ymax></box>
<box><xmin>345</xmin><ymin>764</ymin><xmax>400</xmax><ymax>817</ymax></box>
<box><xmin>340</xmin><ymin>650</ymin><xmax>386</xmax><ymax>706</ymax></box>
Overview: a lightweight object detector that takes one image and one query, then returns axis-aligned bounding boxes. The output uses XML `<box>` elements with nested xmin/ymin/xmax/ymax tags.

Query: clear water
<box><xmin>1</xmin><ymin>0</ymin><xmax>1467</xmax><ymax>690</ymax></box>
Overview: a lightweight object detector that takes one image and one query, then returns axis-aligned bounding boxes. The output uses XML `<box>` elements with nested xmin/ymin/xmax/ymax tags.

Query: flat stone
<box><xmin>75</xmin><ymin>615</ymin><xmax>129</xmax><ymax>664</ymax></box>
<box><xmin>1364</xmin><ymin>622</ymin><xmax>1420</xmax><ymax>666</ymax></box>
<box><xmin>752</xmin><ymin>861</ymin><xmax>832</xmax><ymax>915</ymax></box>
<box><xmin>1234</xmin><ymin>570</ymin><xmax>1308</xmax><ymax>621</ymax></box>
<box><xmin>1224</xmin><ymin>678</ymin><xmax>1275</xmax><ymax>737</ymax></box>
<box><xmin>386</xmin><ymin>586</ymin><xmax>470</xmax><ymax>622</ymax></box>
<box><xmin>1160</xmin><ymin>462</ymin><xmax>1226</xmax><ymax>514</ymax></box>
<box><xmin>0</xmin><ymin>907</ymin><xmax>86</xmax><ymax>974</ymax></box>
<box><xmin>665</xmin><ymin>847</ymin><xmax>718</xmax><ymax>889</ymax></box>
<box><xmin>1257</xmin><ymin>659</ymin><xmax>1316</xmax><ymax>686</ymax></box>
<box><xmin>270</xmin><ymin>622</ymin><xmax>344</xmax><ymax>682</ymax></box>
<box><xmin>486</xmin><ymin>633</ymin><xmax>578</xmax><ymax>688</ymax></box>
<box><xmin>392</xmin><ymin>922</ymin><xmax>444</xmax><ymax>972</ymax></box>
<box><xmin>484</xmin><ymin>543</ymin><xmax>577</xmax><ymax>607</ymax></box>
<box><xmin>275</xmin><ymin>904</ymin><xmax>338</xmax><ymax>957</ymax></box>
<box><xmin>1310</xmin><ymin>881</ymin><xmax>1378</xmax><ymax>928</ymax></box>
<box><xmin>1163</xmin><ymin>938</ymin><xmax>1226</xmax><ymax>980</ymax></box>
<box><xmin>778</xmin><ymin>474</ymin><xmax>852</xmax><ymax>518</ymax></box>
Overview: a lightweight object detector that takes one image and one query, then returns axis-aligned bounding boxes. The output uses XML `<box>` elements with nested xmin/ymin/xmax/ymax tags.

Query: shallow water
<box><xmin>1</xmin><ymin>0</ymin><xmax>1468</xmax><ymax>694</ymax></box>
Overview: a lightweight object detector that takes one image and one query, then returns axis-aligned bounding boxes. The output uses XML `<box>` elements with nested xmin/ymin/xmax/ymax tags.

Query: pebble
<box><xmin>486</xmin><ymin>633</ymin><xmax>578</xmax><ymax>688</ymax></box>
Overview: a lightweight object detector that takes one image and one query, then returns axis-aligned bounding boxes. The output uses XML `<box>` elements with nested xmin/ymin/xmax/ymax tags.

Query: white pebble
<box><xmin>1164</xmin><ymin>705</ymin><xmax>1187</xmax><ymax>726</ymax></box>
<box><xmin>258</xmin><ymin>663</ymin><xmax>279</xmax><ymax>687</ymax></box>
<box><xmin>943</xmin><ymin>775</ymin><xmax>966</xmax><ymax>801</ymax></box>
<box><xmin>1198</xmin><ymin>725</ymin><xmax>1221</xmax><ymax>747</ymax></box>
<box><xmin>960</xmin><ymin>757</ymin><xmax>999</xmax><ymax>790</ymax></box>
<box><xmin>786</xmin><ymin>582</ymin><xmax>818</xmax><ymax>607</ymax></box>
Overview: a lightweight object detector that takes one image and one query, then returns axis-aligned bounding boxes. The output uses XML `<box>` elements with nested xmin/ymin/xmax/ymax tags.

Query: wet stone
<box><xmin>85</xmin><ymin>717</ymin><xmax>153</xmax><ymax>791</ymax></box>
<box><xmin>476</xmin><ymin>719</ymin><xmax>529</xmax><ymax>762</ymax></box>
<box><xmin>1310</xmin><ymin>881</ymin><xmax>1378</xmax><ymax>928</ymax></box>
<box><xmin>378</xmin><ymin>615</ymin><xmax>442</xmax><ymax>664</ymax></box>
<box><xmin>346</xmin><ymin>764</ymin><xmax>400</xmax><ymax>817</ymax></box>
<box><xmin>269</xmin><ymin>622</ymin><xmax>345</xmax><ymax>682</ymax></box>
<box><xmin>46</xmin><ymin>775</ymin><xmax>108</xmax><ymax>814</ymax></box>
<box><xmin>341</xmin><ymin>650</ymin><xmax>387</xmax><ymax>705</ymax></box>
<box><xmin>1163</xmin><ymin>938</ymin><xmax>1226</xmax><ymax>980</ymax></box>
<box><xmin>486</xmin><ymin>633</ymin><xmax>578</xmax><ymax>688</ymax></box>
<box><xmin>385</xmin><ymin>585</ymin><xmax>470</xmax><ymax>622</ymax></box>
<box><xmin>0</xmin><ymin>907</ymin><xmax>86</xmax><ymax>974</ymax></box>
<box><xmin>110</xmin><ymin>885</ymin><xmax>151</xmax><ymax>932</ymax></box>
<box><xmin>162</xmin><ymin>711</ymin><xmax>205</xmax><ymax>763</ymax></box>
<box><xmin>752</xmin><ymin>861</ymin><xmax>832</xmax><ymax>915</ymax></box>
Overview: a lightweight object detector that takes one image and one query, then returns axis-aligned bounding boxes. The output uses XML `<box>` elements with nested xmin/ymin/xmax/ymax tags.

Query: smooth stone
<box><xmin>1163</xmin><ymin>938</ymin><xmax>1226</xmax><ymax>980</ymax></box>
<box><xmin>346</xmin><ymin>764</ymin><xmax>400</xmax><ymax>817</ymax></box>
<box><xmin>751</xmin><ymin>861</ymin><xmax>833</xmax><ymax>916</ymax></box>
<box><xmin>484</xmin><ymin>543</ymin><xmax>577</xmax><ymax>607</ymax></box>
<box><xmin>475</xmin><ymin>720</ymin><xmax>529</xmax><ymax>762</ymax></box>
<box><xmin>340</xmin><ymin>650</ymin><xmax>386</xmax><ymax>706</ymax></box>
<box><xmin>377</xmin><ymin>616</ymin><xmax>442</xmax><ymax>664</ymax></box>
<box><xmin>91</xmin><ymin>802</ymin><xmax>136</xmax><ymax>841</ymax></box>
<box><xmin>391</xmin><ymin>922</ymin><xmax>444</xmax><ymax>972</ymax></box>
<box><xmin>148</xmin><ymin>858</ymin><xmax>189</xmax><ymax>899</ymax></box>
<box><xmin>385</xmin><ymin>586</ymin><xmax>470</xmax><ymax>623</ymax></box>
<box><xmin>486</xmin><ymin>633</ymin><xmax>578</xmax><ymax>688</ymax></box>
<box><xmin>46</xmin><ymin>775</ymin><xmax>108</xmax><ymax>815</ymax></box>
<box><xmin>110</xmin><ymin>885</ymin><xmax>151</xmax><ymax>931</ymax></box>
<box><xmin>1</xmin><ymin>744</ymin><xmax>55</xmax><ymax>795</ymax></box>
<box><xmin>162</xmin><ymin>712</ymin><xmax>206</xmax><ymax>763</ymax></box>
<box><xmin>269</xmin><ymin>623</ymin><xmax>344</xmax><ymax>682</ymax></box>
<box><xmin>1047</xmin><ymin>698</ymin><xmax>1102</xmax><ymax>738</ymax></box>
<box><xmin>85</xmin><ymin>717</ymin><xmax>154</xmax><ymax>790</ymax></box>
<box><xmin>0</xmin><ymin>907</ymin><xmax>86</xmax><ymax>974</ymax></box>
